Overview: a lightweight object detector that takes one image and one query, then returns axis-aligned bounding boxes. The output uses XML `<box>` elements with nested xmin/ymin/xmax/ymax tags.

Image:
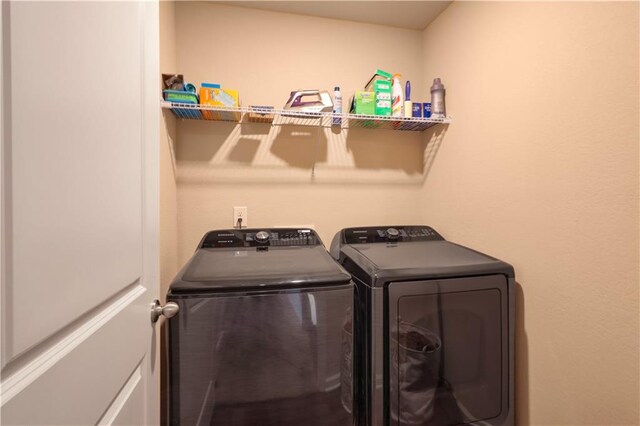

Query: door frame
<box><xmin>141</xmin><ymin>1</ymin><xmax>161</xmax><ymax>424</ymax></box>
<box><xmin>1</xmin><ymin>0</ymin><xmax>8</xmax><ymax>391</ymax></box>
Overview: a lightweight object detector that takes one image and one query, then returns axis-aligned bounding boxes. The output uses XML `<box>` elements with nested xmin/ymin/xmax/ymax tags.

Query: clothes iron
<box><xmin>283</xmin><ymin>90</ymin><xmax>333</xmax><ymax>114</ymax></box>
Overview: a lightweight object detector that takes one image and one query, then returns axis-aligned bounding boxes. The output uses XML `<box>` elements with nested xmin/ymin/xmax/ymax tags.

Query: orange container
<box><xmin>199</xmin><ymin>86</ymin><xmax>241</xmax><ymax>121</ymax></box>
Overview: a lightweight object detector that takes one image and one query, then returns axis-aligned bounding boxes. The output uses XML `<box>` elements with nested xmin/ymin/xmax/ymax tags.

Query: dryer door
<box><xmin>387</xmin><ymin>275</ymin><xmax>509</xmax><ymax>426</ymax></box>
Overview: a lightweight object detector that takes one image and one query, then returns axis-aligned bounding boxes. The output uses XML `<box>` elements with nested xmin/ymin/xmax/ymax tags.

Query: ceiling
<box><xmin>214</xmin><ymin>1</ymin><xmax>452</xmax><ymax>30</ymax></box>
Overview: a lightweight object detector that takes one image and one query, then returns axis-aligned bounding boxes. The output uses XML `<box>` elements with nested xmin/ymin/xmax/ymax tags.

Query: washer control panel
<box><xmin>342</xmin><ymin>226</ymin><xmax>444</xmax><ymax>244</ymax></box>
<box><xmin>200</xmin><ymin>228</ymin><xmax>320</xmax><ymax>248</ymax></box>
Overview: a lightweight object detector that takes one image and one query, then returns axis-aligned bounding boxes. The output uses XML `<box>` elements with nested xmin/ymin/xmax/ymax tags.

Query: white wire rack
<box><xmin>160</xmin><ymin>101</ymin><xmax>451</xmax><ymax>131</ymax></box>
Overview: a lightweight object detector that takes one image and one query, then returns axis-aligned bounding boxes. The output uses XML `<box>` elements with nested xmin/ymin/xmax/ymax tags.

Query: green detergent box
<box><xmin>354</xmin><ymin>91</ymin><xmax>375</xmax><ymax>115</ymax></box>
<box><xmin>364</xmin><ymin>70</ymin><xmax>392</xmax><ymax>116</ymax></box>
<box><xmin>372</xmin><ymin>80</ymin><xmax>392</xmax><ymax>116</ymax></box>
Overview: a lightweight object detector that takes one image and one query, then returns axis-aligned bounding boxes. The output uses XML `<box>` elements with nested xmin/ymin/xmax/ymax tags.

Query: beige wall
<box><xmin>421</xmin><ymin>2</ymin><xmax>639</xmax><ymax>424</ymax></box>
<box><xmin>159</xmin><ymin>0</ymin><xmax>178</xmax><ymax>298</ymax></box>
<box><xmin>173</xmin><ymin>2</ymin><xmax>430</xmax><ymax>263</ymax></box>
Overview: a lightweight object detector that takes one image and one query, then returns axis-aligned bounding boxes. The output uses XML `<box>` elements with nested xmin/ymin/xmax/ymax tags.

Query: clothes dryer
<box><xmin>331</xmin><ymin>226</ymin><xmax>515</xmax><ymax>426</ymax></box>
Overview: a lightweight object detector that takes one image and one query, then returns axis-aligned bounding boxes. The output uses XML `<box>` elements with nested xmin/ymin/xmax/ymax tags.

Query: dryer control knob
<box><xmin>255</xmin><ymin>231</ymin><xmax>270</xmax><ymax>243</ymax></box>
<box><xmin>386</xmin><ymin>228</ymin><xmax>400</xmax><ymax>240</ymax></box>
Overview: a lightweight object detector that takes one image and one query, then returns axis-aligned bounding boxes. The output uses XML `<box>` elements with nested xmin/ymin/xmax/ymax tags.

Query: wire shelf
<box><xmin>345</xmin><ymin>114</ymin><xmax>449</xmax><ymax>131</ymax></box>
<box><xmin>161</xmin><ymin>101</ymin><xmax>451</xmax><ymax>131</ymax></box>
<box><xmin>162</xmin><ymin>102</ymin><xmax>241</xmax><ymax>122</ymax></box>
<box><xmin>273</xmin><ymin>110</ymin><xmax>326</xmax><ymax>127</ymax></box>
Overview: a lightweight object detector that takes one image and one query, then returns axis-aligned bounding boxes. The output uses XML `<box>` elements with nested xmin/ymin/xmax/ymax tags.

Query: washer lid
<box><xmin>170</xmin><ymin>245</ymin><xmax>352</xmax><ymax>293</ymax></box>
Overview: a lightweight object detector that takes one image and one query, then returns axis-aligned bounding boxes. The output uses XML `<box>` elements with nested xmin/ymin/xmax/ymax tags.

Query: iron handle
<box><xmin>150</xmin><ymin>299</ymin><xmax>179</xmax><ymax>324</ymax></box>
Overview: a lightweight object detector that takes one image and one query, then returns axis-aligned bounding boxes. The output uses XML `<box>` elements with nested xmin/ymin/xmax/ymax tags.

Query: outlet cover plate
<box><xmin>233</xmin><ymin>206</ymin><xmax>248</xmax><ymax>228</ymax></box>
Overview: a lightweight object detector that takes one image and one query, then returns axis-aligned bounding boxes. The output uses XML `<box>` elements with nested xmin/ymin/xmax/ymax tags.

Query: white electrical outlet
<box><xmin>233</xmin><ymin>206</ymin><xmax>248</xmax><ymax>228</ymax></box>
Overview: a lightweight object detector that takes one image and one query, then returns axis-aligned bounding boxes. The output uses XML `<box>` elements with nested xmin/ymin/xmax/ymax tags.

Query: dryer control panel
<box><xmin>200</xmin><ymin>228</ymin><xmax>321</xmax><ymax>248</ymax></box>
<box><xmin>342</xmin><ymin>225</ymin><xmax>444</xmax><ymax>244</ymax></box>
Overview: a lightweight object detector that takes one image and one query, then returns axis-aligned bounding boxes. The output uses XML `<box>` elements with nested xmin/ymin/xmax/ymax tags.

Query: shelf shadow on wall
<box><xmin>422</xmin><ymin>124</ymin><xmax>449</xmax><ymax>183</ymax></box>
<box><xmin>161</xmin><ymin>108</ymin><xmax>177</xmax><ymax>138</ymax></box>
<box><xmin>161</xmin><ymin>109</ymin><xmax>178</xmax><ymax>168</ymax></box>
<box><xmin>174</xmin><ymin>119</ymin><xmax>237</xmax><ymax>162</ymax></box>
<box><xmin>345</xmin><ymin>128</ymin><xmax>424</xmax><ymax>175</ymax></box>
<box><xmin>516</xmin><ymin>281</ymin><xmax>530</xmax><ymax>425</ymax></box>
<box><xmin>228</xmin><ymin>138</ymin><xmax>261</xmax><ymax>163</ymax></box>
<box><xmin>239</xmin><ymin>121</ymin><xmax>271</xmax><ymax>136</ymax></box>
<box><xmin>270</xmin><ymin>125</ymin><xmax>327</xmax><ymax>169</ymax></box>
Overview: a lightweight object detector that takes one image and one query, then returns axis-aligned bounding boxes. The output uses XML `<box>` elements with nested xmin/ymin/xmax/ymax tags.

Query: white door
<box><xmin>0</xmin><ymin>1</ymin><xmax>160</xmax><ymax>425</ymax></box>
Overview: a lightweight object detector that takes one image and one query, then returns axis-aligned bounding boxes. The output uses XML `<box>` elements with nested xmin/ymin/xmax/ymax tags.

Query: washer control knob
<box><xmin>386</xmin><ymin>228</ymin><xmax>400</xmax><ymax>240</ymax></box>
<box><xmin>255</xmin><ymin>231</ymin><xmax>270</xmax><ymax>243</ymax></box>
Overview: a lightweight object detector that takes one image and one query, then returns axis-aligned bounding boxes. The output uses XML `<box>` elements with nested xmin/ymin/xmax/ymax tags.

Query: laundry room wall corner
<box><xmin>420</xmin><ymin>2</ymin><xmax>639</xmax><ymax>424</ymax></box>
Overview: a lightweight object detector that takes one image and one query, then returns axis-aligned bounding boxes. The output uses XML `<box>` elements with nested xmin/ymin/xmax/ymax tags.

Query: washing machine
<box><xmin>166</xmin><ymin>228</ymin><xmax>354</xmax><ymax>426</ymax></box>
<box><xmin>330</xmin><ymin>225</ymin><xmax>515</xmax><ymax>426</ymax></box>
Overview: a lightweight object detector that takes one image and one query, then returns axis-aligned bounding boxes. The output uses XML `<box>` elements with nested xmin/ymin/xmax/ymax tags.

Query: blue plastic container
<box><xmin>423</xmin><ymin>102</ymin><xmax>432</xmax><ymax>118</ymax></box>
<box><xmin>412</xmin><ymin>103</ymin><xmax>422</xmax><ymax>118</ymax></box>
<box><xmin>163</xmin><ymin>90</ymin><xmax>202</xmax><ymax>119</ymax></box>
